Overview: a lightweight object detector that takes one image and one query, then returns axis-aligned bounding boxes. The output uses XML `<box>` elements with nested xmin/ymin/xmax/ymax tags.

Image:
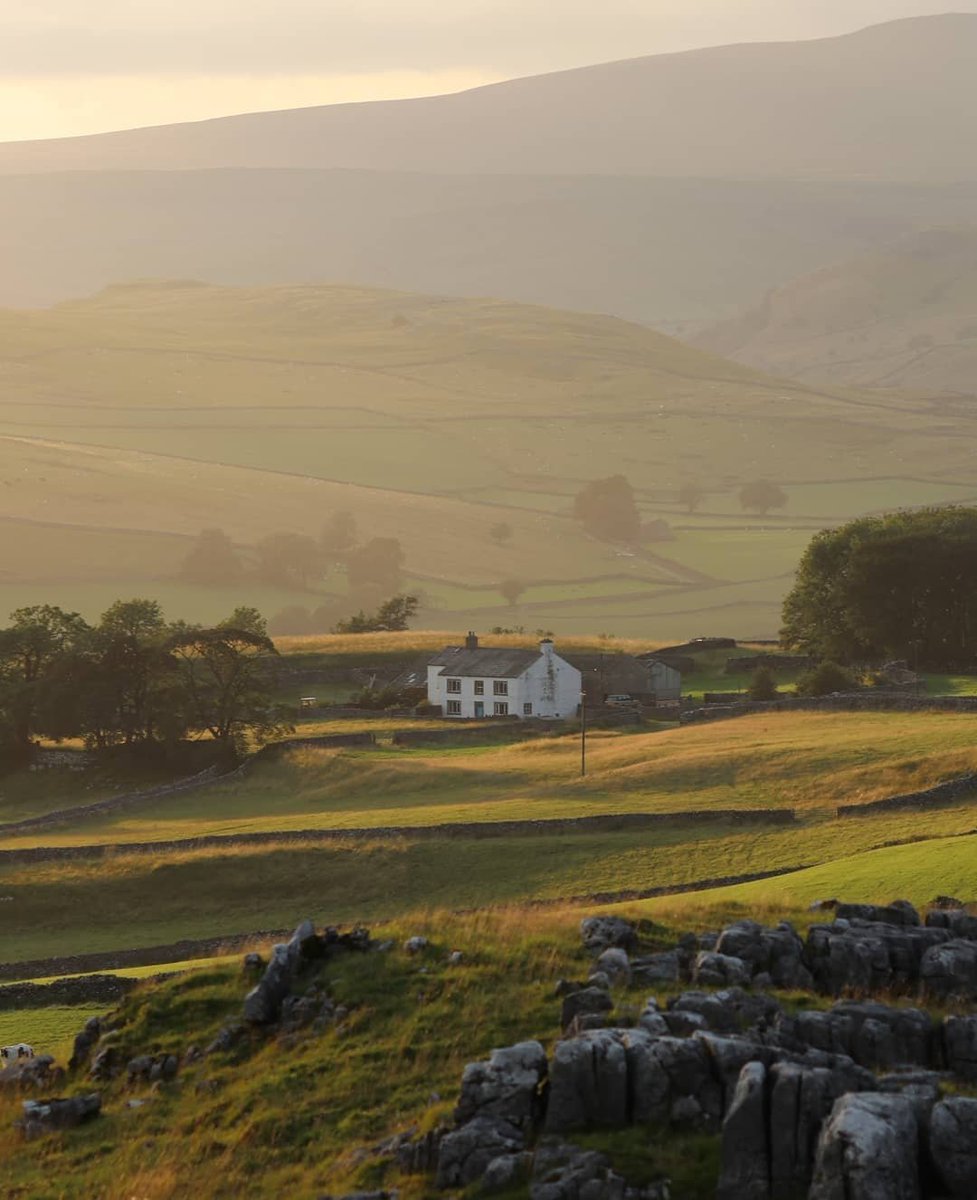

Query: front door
<box><xmin>474</xmin><ymin>701</ymin><xmax>485</xmax><ymax>718</ymax></box>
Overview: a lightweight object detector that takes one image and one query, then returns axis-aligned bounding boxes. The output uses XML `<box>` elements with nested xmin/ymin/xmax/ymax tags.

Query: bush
<box><xmin>796</xmin><ymin>661</ymin><xmax>858</xmax><ymax>697</ymax></box>
<box><xmin>746</xmin><ymin>667</ymin><xmax>778</xmax><ymax>701</ymax></box>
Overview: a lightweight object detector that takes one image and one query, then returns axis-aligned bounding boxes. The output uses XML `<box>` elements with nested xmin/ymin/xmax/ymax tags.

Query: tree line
<box><xmin>0</xmin><ymin>600</ymin><xmax>290</xmax><ymax>769</ymax></box>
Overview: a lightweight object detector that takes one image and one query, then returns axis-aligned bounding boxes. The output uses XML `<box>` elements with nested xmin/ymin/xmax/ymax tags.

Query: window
<box><xmin>446</xmin><ymin>700</ymin><xmax>462</xmax><ymax>715</ymax></box>
<box><xmin>494</xmin><ymin>702</ymin><xmax>509</xmax><ymax>716</ymax></box>
<box><xmin>473</xmin><ymin>680</ymin><xmax>485</xmax><ymax>696</ymax></box>
<box><xmin>493</xmin><ymin>680</ymin><xmax>509</xmax><ymax>696</ymax></box>
<box><xmin>523</xmin><ymin>702</ymin><xmax>533</xmax><ymax>716</ymax></box>
<box><xmin>446</xmin><ymin>678</ymin><xmax>462</xmax><ymax>694</ymax></box>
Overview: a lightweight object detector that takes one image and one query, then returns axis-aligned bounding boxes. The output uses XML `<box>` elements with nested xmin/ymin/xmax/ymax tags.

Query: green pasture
<box><xmin>0</xmin><ymin>1005</ymin><xmax>107</xmax><ymax>1061</ymax></box>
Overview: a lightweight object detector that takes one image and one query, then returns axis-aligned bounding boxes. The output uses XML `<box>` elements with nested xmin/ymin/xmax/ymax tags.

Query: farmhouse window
<box><xmin>446</xmin><ymin>678</ymin><xmax>462</xmax><ymax>693</ymax></box>
<box><xmin>493</xmin><ymin>680</ymin><xmax>509</xmax><ymax>696</ymax></box>
<box><xmin>474</xmin><ymin>680</ymin><xmax>485</xmax><ymax>695</ymax></box>
<box><xmin>494</xmin><ymin>702</ymin><xmax>509</xmax><ymax>716</ymax></box>
<box><xmin>446</xmin><ymin>700</ymin><xmax>462</xmax><ymax>715</ymax></box>
<box><xmin>523</xmin><ymin>702</ymin><xmax>533</xmax><ymax>716</ymax></box>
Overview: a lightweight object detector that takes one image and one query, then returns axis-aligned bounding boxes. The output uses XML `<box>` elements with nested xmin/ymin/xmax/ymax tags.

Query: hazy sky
<box><xmin>2</xmin><ymin>1</ymin><xmax>975</xmax><ymax>142</ymax></box>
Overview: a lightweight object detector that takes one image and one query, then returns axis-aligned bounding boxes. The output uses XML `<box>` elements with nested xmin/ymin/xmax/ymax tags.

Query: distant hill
<box><xmin>3</xmin><ymin>170</ymin><xmax>977</xmax><ymax>322</ymax></box>
<box><xmin>698</xmin><ymin>228</ymin><xmax>977</xmax><ymax>391</ymax></box>
<box><xmin>0</xmin><ymin>16</ymin><xmax>975</xmax><ymax>182</ymax></box>
<box><xmin>4</xmin><ymin>280</ymin><xmax>976</xmax><ymax>637</ymax></box>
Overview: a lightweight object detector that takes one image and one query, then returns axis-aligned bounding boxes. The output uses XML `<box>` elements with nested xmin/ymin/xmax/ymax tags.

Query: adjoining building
<box><xmin>565</xmin><ymin>653</ymin><xmax>682</xmax><ymax>707</ymax></box>
<box><xmin>427</xmin><ymin>634</ymin><xmax>581</xmax><ymax>720</ymax></box>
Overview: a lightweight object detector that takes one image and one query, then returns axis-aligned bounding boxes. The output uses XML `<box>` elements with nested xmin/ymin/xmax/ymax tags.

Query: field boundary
<box><xmin>0</xmin><ymin>807</ymin><xmax>797</xmax><ymax>866</ymax></box>
<box><xmin>837</xmin><ymin>772</ymin><xmax>977</xmax><ymax>817</ymax></box>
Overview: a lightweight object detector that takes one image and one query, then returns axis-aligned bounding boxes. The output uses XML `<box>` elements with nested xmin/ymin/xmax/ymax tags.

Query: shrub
<box><xmin>796</xmin><ymin>661</ymin><xmax>858</xmax><ymax>697</ymax></box>
<box><xmin>747</xmin><ymin>667</ymin><xmax>778</xmax><ymax>701</ymax></box>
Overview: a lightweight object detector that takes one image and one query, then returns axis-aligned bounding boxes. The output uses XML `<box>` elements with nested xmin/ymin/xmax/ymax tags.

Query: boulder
<box><xmin>531</xmin><ymin>1139</ymin><xmax>669</xmax><ymax>1200</ymax></box>
<box><xmin>404</xmin><ymin>937</ymin><xmax>429</xmax><ymax>955</ymax></box>
<box><xmin>926</xmin><ymin>908</ymin><xmax>977</xmax><ymax>939</ymax></box>
<box><xmin>716</xmin><ymin>1061</ymin><xmax>769</xmax><ymax>1200</ymax></box>
<box><xmin>561</xmin><ymin>988</ymin><xmax>613</xmax><ymax>1032</ymax></box>
<box><xmin>243</xmin><ymin>942</ymin><xmax>297</xmax><ymax>1024</ymax></box>
<box><xmin>692</xmin><ymin>951</ymin><xmax>751</xmax><ymax>988</ymax></box>
<box><xmin>809</xmin><ymin>1092</ymin><xmax>920</xmax><ymax>1200</ymax></box>
<box><xmin>18</xmin><ymin>1093</ymin><xmax>101</xmax><ymax>1139</ymax></box>
<box><xmin>631</xmin><ymin>951</ymin><xmax>680</xmax><ymax>985</ymax></box>
<box><xmin>454</xmin><ymin>1041</ymin><xmax>548</xmax><ymax>1131</ymax></box>
<box><xmin>929</xmin><ymin>1096</ymin><xmax>977</xmax><ymax>1198</ymax></box>
<box><xmin>595</xmin><ymin>948</ymin><xmax>631</xmax><ymax>988</ymax></box>
<box><xmin>833</xmin><ymin>901</ymin><xmax>920</xmax><ymax>928</ymax></box>
<box><xmin>580</xmin><ymin>917</ymin><xmax>637</xmax><ymax>957</ymax></box>
<box><xmin>776</xmin><ymin>1002</ymin><xmax>935</xmax><ymax>1071</ymax></box>
<box><xmin>627</xmin><ymin>1031</ymin><xmax>721</xmax><ymax>1128</ymax></box>
<box><xmin>0</xmin><ymin>1055</ymin><xmax>62</xmax><ymax>1093</ymax></box>
<box><xmin>435</xmin><ymin>1116</ymin><xmax>524</xmax><ymax>1189</ymax></box>
<box><xmin>943</xmin><ymin>1015</ymin><xmax>977</xmax><ymax>1081</ymax></box>
<box><xmin>482</xmin><ymin>1151</ymin><xmax>534</xmax><ymax>1193</ymax></box>
<box><xmin>921</xmin><ymin>939</ymin><xmax>977</xmax><ymax>1000</ymax></box>
<box><xmin>68</xmin><ymin>1016</ymin><xmax>102</xmax><ymax>1071</ymax></box>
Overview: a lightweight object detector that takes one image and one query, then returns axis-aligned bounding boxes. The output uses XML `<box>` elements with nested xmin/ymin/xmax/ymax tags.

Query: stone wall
<box><xmin>682</xmin><ymin>692</ymin><xmax>977</xmax><ymax>724</ymax></box>
<box><xmin>838</xmin><ymin>772</ymin><xmax>977</xmax><ymax>816</ymax></box>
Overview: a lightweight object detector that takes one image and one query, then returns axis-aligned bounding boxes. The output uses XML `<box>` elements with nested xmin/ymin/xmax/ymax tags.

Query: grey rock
<box><xmin>930</xmin><ymin>1096</ymin><xmax>977</xmax><ymax>1198</ymax></box>
<box><xmin>68</xmin><ymin>1016</ymin><xmax>102</xmax><ymax>1072</ymax></box>
<box><xmin>404</xmin><ymin>936</ymin><xmax>429</xmax><ymax>955</ymax></box>
<box><xmin>482</xmin><ymin>1151</ymin><xmax>533</xmax><ymax>1193</ymax></box>
<box><xmin>0</xmin><ymin>1055</ymin><xmax>62</xmax><ymax>1093</ymax></box>
<box><xmin>926</xmin><ymin>908</ymin><xmax>977</xmax><ymax>939</ymax></box>
<box><xmin>455</xmin><ymin>1040</ymin><xmax>548</xmax><ymax>1131</ymax></box>
<box><xmin>692</xmin><ymin>951</ymin><xmax>751</xmax><ymax>988</ymax></box>
<box><xmin>436</xmin><ymin>1116</ymin><xmax>524</xmax><ymax>1189</ymax></box>
<box><xmin>18</xmin><ymin>1093</ymin><xmax>101</xmax><ymax>1139</ymax></box>
<box><xmin>662</xmin><ymin>1010</ymin><xmax>708</xmax><ymax>1038</ymax></box>
<box><xmin>595</xmin><ymin>948</ymin><xmax>631</xmax><ymax>988</ymax></box>
<box><xmin>205</xmin><ymin>1023</ymin><xmax>245</xmax><ymax>1055</ymax></box>
<box><xmin>716</xmin><ymin>1061</ymin><xmax>769</xmax><ymax>1200</ymax></box>
<box><xmin>631</xmin><ymin>951</ymin><xmax>680</xmax><ymax>985</ymax></box>
<box><xmin>580</xmin><ymin>917</ymin><xmax>637</xmax><ymax>957</ymax></box>
<box><xmin>834</xmin><ymin>901</ymin><xmax>920</xmax><ymax>928</ymax></box>
<box><xmin>546</xmin><ymin>1030</ymin><xmax>629</xmax><ymax>1133</ymax></box>
<box><xmin>809</xmin><ymin>1092</ymin><xmax>920</xmax><ymax>1200</ymax></box>
<box><xmin>561</xmin><ymin>987</ymin><xmax>614</xmax><ymax>1032</ymax></box>
<box><xmin>243</xmin><ymin>942</ymin><xmax>296</xmax><ymax>1024</ymax></box>
<box><xmin>944</xmin><ymin>1015</ymin><xmax>977</xmax><ymax>1081</ymax></box>
<box><xmin>921</xmin><ymin>939</ymin><xmax>977</xmax><ymax>999</ymax></box>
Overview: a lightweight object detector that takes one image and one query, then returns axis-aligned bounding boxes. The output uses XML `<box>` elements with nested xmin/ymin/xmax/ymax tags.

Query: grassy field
<box><xmin>8</xmin><ymin>711</ymin><xmax>977</xmax><ymax>851</ymax></box>
<box><xmin>2</xmin><ymin>280</ymin><xmax>977</xmax><ymax>638</ymax></box>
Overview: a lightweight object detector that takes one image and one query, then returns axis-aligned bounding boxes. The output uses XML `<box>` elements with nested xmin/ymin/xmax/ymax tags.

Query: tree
<box><xmin>783</xmin><ymin>507</ymin><xmax>977</xmax><ymax>669</ymax></box>
<box><xmin>346</xmin><ymin>537</ymin><xmax>404</xmax><ymax>594</ymax></box>
<box><xmin>334</xmin><ymin>594</ymin><xmax>419</xmax><ymax>634</ymax></box>
<box><xmin>179</xmin><ymin>529</ymin><xmax>243</xmax><ymax>585</ymax></box>
<box><xmin>573</xmin><ymin>476</ymin><xmax>641</xmax><ymax>543</ymax></box>
<box><xmin>747</xmin><ymin>667</ymin><xmax>778</xmax><ymax>701</ymax></box>
<box><xmin>254</xmin><ymin>532</ymin><xmax>322</xmax><ymax>589</ymax></box>
<box><xmin>499</xmin><ymin>579</ymin><xmax>526</xmax><ymax>607</ymax></box>
<box><xmin>677</xmin><ymin>483</ymin><xmax>706</xmax><ymax>515</ymax></box>
<box><xmin>320</xmin><ymin>511</ymin><xmax>358</xmax><ymax>557</ymax></box>
<box><xmin>0</xmin><ymin>605</ymin><xmax>90</xmax><ymax>747</ymax></box>
<box><xmin>489</xmin><ymin>522</ymin><xmax>514</xmax><ymax>546</ymax></box>
<box><xmin>83</xmin><ymin>599</ymin><xmax>183</xmax><ymax>747</ymax></box>
<box><xmin>739</xmin><ymin>481</ymin><xmax>788</xmax><ymax>516</ymax></box>
<box><xmin>169</xmin><ymin>621</ymin><xmax>291</xmax><ymax>750</ymax></box>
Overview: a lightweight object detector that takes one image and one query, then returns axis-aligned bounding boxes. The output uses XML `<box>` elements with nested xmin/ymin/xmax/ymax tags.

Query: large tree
<box><xmin>169</xmin><ymin>620</ymin><xmax>291</xmax><ymax>750</ymax></box>
<box><xmin>782</xmin><ymin>506</ymin><xmax>977</xmax><ymax>669</ymax></box>
<box><xmin>0</xmin><ymin>605</ymin><xmax>90</xmax><ymax>747</ymax></box>
<box><xmin>179</xmin><ymin>528</ymin><xmax>244</xmax><ymax>585</ymax></box>
<box><xmin>573</xmin><ymin>476</ymin><xmax>641</xmax><ymax>543</ymax></box>
<box><xmin>739</xmin><ymin>480</ymin><xmax>788</xmax><ymax>516</ymax></box>
<box><xmin>347</xmin><ymin>537</ymin><xmax>405</xmax><ymax>594</ymax></box>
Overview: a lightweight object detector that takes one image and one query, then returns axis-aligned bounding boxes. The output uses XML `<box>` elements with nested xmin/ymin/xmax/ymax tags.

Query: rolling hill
<box><xmin>1</xmin><ymin>16</ymin><xmax>975</xmax><ymax>182</ymax></box>
<box><xmin>1</xmin><ymin>280</ymin><xmax>977</xmax><ymax>636</ymax></box>
<box><xmin>698</xmin><ymin>227</ymin><xmax>977</xmax><ymax>392</ymax></box>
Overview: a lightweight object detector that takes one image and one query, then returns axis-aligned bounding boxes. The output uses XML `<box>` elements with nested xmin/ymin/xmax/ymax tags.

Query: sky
<box><xmin>2</xmin><ymin>1</ymin><xmax>975</xmax><ymax>142</ymax></box>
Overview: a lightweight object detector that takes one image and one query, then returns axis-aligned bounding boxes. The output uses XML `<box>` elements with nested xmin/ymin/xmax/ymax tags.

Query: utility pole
<box><xmin>580</xmin><ymin>689</ymin><xmax>587</xmax><ymax>777</ymax></box>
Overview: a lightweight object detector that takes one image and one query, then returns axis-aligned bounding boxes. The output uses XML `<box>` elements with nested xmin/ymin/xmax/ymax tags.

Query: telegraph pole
<box><xmin>580</xmin><ymin>689</ymin><xmax>587</xmax><ymax>777</ymax></box>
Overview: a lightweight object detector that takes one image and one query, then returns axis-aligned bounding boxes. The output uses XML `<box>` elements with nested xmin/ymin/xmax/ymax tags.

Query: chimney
<box><xmin>540</xmin><ymin>638</ymin><xmax>554</xmax><ymax>656</ymax></box>
<box><xmin>465</xmin><ymin>631</ymin><xmax>479</xmax><ymax>651</ymax></box>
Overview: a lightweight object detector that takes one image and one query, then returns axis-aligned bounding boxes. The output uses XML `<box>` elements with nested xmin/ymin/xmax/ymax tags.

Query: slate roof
<box><xmin>429</xmin><ymin>646</ymin><xmax>541</xmax><ymax>679</ymax></box>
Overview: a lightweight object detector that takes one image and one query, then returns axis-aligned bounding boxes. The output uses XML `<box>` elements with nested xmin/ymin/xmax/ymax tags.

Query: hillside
<box><xmin>1</xmin><ymin>17</ymin><xmax>975</xmax><ymax>183</ymax></box>
<box><xmin>2</xmin><ymin>280</ymin><xmax>977</xmax><ymax>636</ymax></box>
<box><xmin>698</xmin><ymin>227</ymin><xmax>977</xmax><ymax>391</ymax></box>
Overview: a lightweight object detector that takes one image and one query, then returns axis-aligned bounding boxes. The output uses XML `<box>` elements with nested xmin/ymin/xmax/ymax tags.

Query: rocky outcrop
<box><xmin>809</xmin><ymin>1092</ymin><xmax>921</xmax><ymax>1200</ymax></box>
<box><xmin>531</xmin><ymin>1139</ymin><xmax>669</xmax><ymax>1200</ymax></box>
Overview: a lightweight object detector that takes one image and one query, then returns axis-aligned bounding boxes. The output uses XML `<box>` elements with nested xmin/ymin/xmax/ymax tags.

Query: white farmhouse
<box><xmin>427</xmin><ymin>634</ymin><xmax>581</xmax><ymax>720</ymax></box>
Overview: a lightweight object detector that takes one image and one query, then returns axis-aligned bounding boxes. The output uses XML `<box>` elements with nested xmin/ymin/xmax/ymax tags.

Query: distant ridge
<box><xmin>1</xmin><ymin>15</ymin><xmax>976</xmax><ymax>182</ymax></box>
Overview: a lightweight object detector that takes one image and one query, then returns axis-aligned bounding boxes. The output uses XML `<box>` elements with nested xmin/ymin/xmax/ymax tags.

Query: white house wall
<box><xmin>429</xmin><ymin>651</ymin><xmax>581</xmax><ymax>720</ymax></box>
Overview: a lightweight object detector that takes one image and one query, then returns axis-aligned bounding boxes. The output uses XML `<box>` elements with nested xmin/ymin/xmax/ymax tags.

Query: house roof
<box><xmin>430</xmin><ymin>646</ymin><xmax>542</xmax><ymax>679</ymax></box>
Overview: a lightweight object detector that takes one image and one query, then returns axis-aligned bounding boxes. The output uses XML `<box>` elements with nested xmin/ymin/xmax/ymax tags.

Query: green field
<box><xmin>2</xmin><ymin>281</ymin><xmax>977</xmax><ymax>638</ymax></box>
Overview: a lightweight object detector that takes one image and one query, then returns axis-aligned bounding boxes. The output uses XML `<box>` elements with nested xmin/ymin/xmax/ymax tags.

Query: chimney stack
<box><xmin>465</xmin><ymin>631</ymin><xmax>479</xmax><ymax>651</ymax></box>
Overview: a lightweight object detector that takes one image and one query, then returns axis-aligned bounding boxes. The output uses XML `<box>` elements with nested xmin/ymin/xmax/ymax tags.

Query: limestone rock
<box><xmin>435</xmin><ymin>1116</ymin><xmax>524</xmax><ymax>1189</ymax></box>
<box><xmin>546</xmin><ymin>1030</ymin><xmax>629</xmax><ymax>1133</ymax></box>
<box><xmin>716</xmin><ymin>1061</ymin><xmax>769</xmax><ymax>1200</ymax></box>
<box><xmin>454</xmin><ymin>1040</ymin><xmax>548</xmax><ymax>1131</ymax></box>
<box><xmin>580</xmin><ymin>917</ymin><xmax>637</xmax><ymax>957</ymax></box>
<box><xmin>921</xmin><ymin>939</ymin><xmax>977</xmax><ymax>1000</ymax></box>
<box><xmin>809</xmin><ymin>1092</ymin><xmax>920</xmax><ymax>1200</ymax></box>
<box><xmin>930</xmin><ymin>1096</ymin><xmax>977</xmax><ymax>1198</ymax></box>
<box><xmin>18</xmin><ymin>1093</ymin><xmax>101</xmax><ymax>1139</ymax></box>
<box><xmin>561</xmin><ymin>988</ymin><xmax>614</xmax><ymax>1032</ymax></box>
<box><xmin>595</xmin><ymin>948</ymin><xmax>631</xmax><ymax>988</ymax></box>
<box><xmin>692</xmin><ymin>951</ymin><xmax>751</xmax><ymax>989</ymax></box>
